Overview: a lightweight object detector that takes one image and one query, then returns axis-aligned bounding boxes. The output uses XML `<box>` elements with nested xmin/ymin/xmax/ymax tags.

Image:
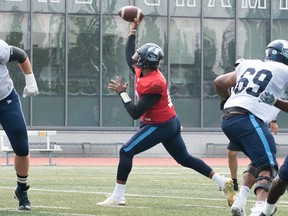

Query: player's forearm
<box><xmin>125</xmin><ymin>35</ymin><xmax>136</xmax><ymax>72</ymax></box>
<box><xmin>274</xmin><ymin>99</ymin><xmax>288</xmax><ymax>113</ymax></box>
<box><xmin>19</xmin><ymin>58</ymin><xmax>33</xmax><ymax>75</ymax></box>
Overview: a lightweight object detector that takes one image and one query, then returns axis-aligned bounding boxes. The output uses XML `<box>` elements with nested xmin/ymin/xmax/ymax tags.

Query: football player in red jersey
<box><xmin>97</xmin><ymin>20</ymin><xmax>234</xmax><ymax>207</ymax></box>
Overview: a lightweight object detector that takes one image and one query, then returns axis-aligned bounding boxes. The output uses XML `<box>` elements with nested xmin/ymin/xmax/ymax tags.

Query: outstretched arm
<box><xmin>9</xmin><ymin>46</ymin><xmax>39</xmax><ymax>97</ymax></box>
<box><xmin>108</xmin><ymin>79</ymin><xmax>161</xmax><ymax>119</ymax></box>
<box><xmin>125</xmin><ymin>20</ymin><xmax>141</xmax><ymax>73</ymax></box>
<box><xmin>125</xmin><ymin>35</ymin><xmax>136</xmax><ymax>72</ymax></box>
<box><xmin>259</xmin><ymin>91</ymin><xmax>288</xmax><ymax>112</ymax></box>
<box><xmin>214</xmin><ymin>71</ymin><xmax>237</xmax><ymax>98</ymax></box>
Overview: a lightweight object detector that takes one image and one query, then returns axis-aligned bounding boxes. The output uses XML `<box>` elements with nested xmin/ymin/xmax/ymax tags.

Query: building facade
<box><xmin>0</xmin><ymin>0</ymin><xmax>288</xmax><ymax>131</ymax></box>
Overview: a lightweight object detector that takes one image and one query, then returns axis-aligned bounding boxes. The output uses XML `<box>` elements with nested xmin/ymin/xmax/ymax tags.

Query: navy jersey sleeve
<box><xmin>124</xmin><ymin>94</ymin><xmax>161</xmax><ymax>119</ymax></box>
<box><xmin>125</xmin><ymin>35</ymin><xmax>136</xmax><ymax>74</ymax></box>
<box><xmin>9</xmin><ymin>46</ymin><xmax>27</xmax><ymax>63</ymax></box>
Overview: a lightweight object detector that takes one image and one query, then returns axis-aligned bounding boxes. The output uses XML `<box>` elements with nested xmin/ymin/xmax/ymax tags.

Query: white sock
<box><xmin>112</xmin><ymin>183</ymin><xmax>125</xmax><ymax>199</ymax></box>
<box><xmin>238</xmin><ymin>185</ymin><xmax>250</xmax><ymax>205</ymax></box>
<box><xmin>211</xmin><ymin>173</ymin><xmax>224</xmax><ymax>188</ymax></box>
<box><xmin>263</xmin><ymin>202</ymin><xmax>276</xmax><ymax>215</ymax></box>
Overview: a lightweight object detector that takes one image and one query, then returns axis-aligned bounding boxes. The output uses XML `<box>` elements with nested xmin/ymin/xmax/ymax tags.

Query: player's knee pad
<box><xmin>243</xmin><ymin>165</ymin><xmax>260</xmax><ymax>179</ymax></box>
<box><xmin>253</xmin><ymin>175</ymin><xmax>273</xmax><ymax>195</ymax></box>
<box><xmin>253</xmin><ymin>165</ymin><xmax>277</xmax><ymax>194</ymax></box>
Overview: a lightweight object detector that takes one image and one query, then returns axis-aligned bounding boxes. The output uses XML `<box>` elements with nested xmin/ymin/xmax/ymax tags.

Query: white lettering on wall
<box><xmin>176</xmin><ymin>0</ymin><xmax>196</xmax><ymax>7</ymax></box>
<box><xmin>207</xmin><ymin>0</ymin><xmax>232</xmax><ymax>8</ymax></box>
<box><xmin>241</xmin><ymin>0</ymin><xmax>266</xmax><ymax>9</ymax></box>
<box><xmin>280</xmin><ymin>0</ymin><xmax>288</xmax><ymax>10</ymax></box>
<box><xmin>38</xmin><ymin>0</ymin><xmax>60</xmax><ymax>2</ymax></box>
<box><xmin>75</xmin><ymin>0</ymin><xmax>92</xmax><ymax>4</ymax></box>
<box><xmin>144</xmin><ymin>0</ymin><xmax>161</xmax><ymax>6</ymax></box>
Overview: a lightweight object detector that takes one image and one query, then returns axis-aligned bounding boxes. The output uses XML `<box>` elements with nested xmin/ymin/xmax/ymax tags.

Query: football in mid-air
<box><xmin>117</xmin><ymin>6</ymin><xmax>144</xmax><ymax>22</ymax></box>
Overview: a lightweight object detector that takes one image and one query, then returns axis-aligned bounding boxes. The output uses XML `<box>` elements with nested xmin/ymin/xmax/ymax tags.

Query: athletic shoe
<box><xmin>13</xmin><ymin>186</ymin><xmax>31</xmax><ymax>210</ymax></box>
<box><xmin>259</xmin><ymin>207</ymin><xmax>277</xmax><ymax>216</ymax></box>
<box><xmin>231</xmin><ymin>195</ymin><xmax>246</xmax><ymax>216</ymax></box>
<box><xmin>220</xmin><ymin>177</ymin><xmax>236</xmax><ymax>207</ymax></box>
<box><xmin>250</xmin><ymin>201</ymin><xmax>265</xmax><ymax>216</ymax></box>
<box><xmin>96</xmin><ymin>195</ymin><xmax>126</xmax><ymax>206</ymax></box>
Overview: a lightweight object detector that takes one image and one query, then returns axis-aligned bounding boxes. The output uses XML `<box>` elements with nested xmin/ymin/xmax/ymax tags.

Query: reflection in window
<box><xmin>0</xmin><ymin>12</ymin><xmax>30</xmax><ymax>122</ymax></box>
<box><xmin>32</xmin><ymin>13</ymin><xmax>65</xmax><ymax>126</ymax></box>
<box><xmin>0</xmin><ymin>12</ymin><xmax>29</xmax><ymax>93</ymax></box>
<box><xmin>68</xmin><ymin>15</ymin><xmax>100</xmax><ymax>96</ymax></box>
<box><xmin>203</xmin><ymin>19</ymin><xmax>235</xmax><ymax>127</ymax></box>
<box><xmin>169</xmin><ymin>18</ymin><xmax>201</xmax><ymax>127</ymax></box>
<box><xmin>169</xmin><ymin>18</ymin><xmax>201</xmax><ymax>97</ymax></box>
<box><xmin>67</xmin><ymin>15</ymin><xmax>100</xmax><ymax>126</ymax></box>
<box><xmin>33</xmin><ymin>14</ymin><xmax>65</xmax><ymax>96</ymax></box>
<box><xmin>203</xmin><ymin>19</ymin><xmax>235</xmax><ymax>98</ymax></box>
<box><xmin>102</xmin><ymin>16</ymin><xmax>133</xmax><ymax>127</ymax></box>
<box><xmin>237</xmin><ymin>19</ymin><xmax>269</xmax><ymax>59</ymax></box>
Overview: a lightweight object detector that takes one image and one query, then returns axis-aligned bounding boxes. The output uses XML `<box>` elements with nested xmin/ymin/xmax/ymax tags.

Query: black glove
<box><xmin>220</xmin><ymin>97</ymin><xmax>229</xmax><ymax>110</ymax></box>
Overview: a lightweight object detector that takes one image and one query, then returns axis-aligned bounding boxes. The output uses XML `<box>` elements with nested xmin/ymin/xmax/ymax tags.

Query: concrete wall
<box><xmin>2</xmin><ymin>130</ymin><xmax>285</xmax><ymax>158</ymax></box>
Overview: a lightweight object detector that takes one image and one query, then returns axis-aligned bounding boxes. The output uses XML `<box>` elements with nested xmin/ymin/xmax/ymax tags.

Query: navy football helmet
<box><xmin>132</xmin><ymin>43</ymin><xmax>164</xmax><ymax>68</ymax></box>
<box><xmin>265</xmin><ymin>39</ymin><xmax>288</xmax><ymax>66</ymax></box>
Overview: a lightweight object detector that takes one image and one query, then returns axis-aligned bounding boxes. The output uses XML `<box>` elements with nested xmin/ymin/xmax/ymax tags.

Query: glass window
<box><xmin>169</xmin><ymin>17</ymin><xmax>201</xmax><ymax>127</ymax></box>
<box><xmin>203</xmin><ymin>18</ymin><xmax>236</xmax><ymax>127</ymax></box>
<box><xmin>67</xmin><ymin>0</ymin><xmax>100</xmax><ymax>14</ymax></box>
<box><xmin>137</xmin><ymin>0</ymin><xmax>167</xmax><ymax>16</ymax></box>
<box><xmin>102</xmin><ymin>15</ymin><xmax>133</xmax><ymax>127</ymax></box>
<box><xmin>0</xmin><ymin>12</ymin><xmax>30</xmax><ymax>123</ymax></box>
<box><xmin>272</xmin><ymin>0</ymin><xmax>288</xmax><ymax>19</ymax></box>
<box><xmin>67</xmin><ymin>15</ymin><xmax>100</xmax><ymax>126</ymax></box>
<box><xmin>170</xmin><ymin>0</ymin><xmax>201</xmax><ymax>17</ymax></box>
<box><xmin>203</xmin><ymin>0</ymin><xmax>235</xmax><ymax>18</ymax></box>
<box><xmin>0</xmin><ymin>0</ymin><xmax>29</xmax><ymax>11</ymax></box>
<box><xmin>237</xmin><ymin>19</ymin><xmax>269</xmax><ymax>59</ymax></box>
<box><xmin>32</xmin><ymin>0</ymin><xmax>65</xmax><ymax>13</ymax></box>
<box><xmin>272</xmin><ymin>20</ymin><xmax>288</xmax><ymax>128</ymax></box>
<box><xmin>102</xmin><ymin>0</ymin><xmax>132</xmax><ymax>14</ymax></box>
<box><xmin>0</xmin><ymin>0</ymin><xmax>282</xmax><ymax>130</ymax></box>
<box><xmin>237</xmin><ymin>0</ymin><xmax>270</xmax><ymax>18</ymax></box>
<box><xmin>32</xmin><ymin>13</ymin><xmax>65</xmax><ymax>126</ymax></box>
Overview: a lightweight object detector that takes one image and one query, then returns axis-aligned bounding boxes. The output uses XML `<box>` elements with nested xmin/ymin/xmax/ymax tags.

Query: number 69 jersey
<box><xmin>224</xmin><ymin>59</ymin><xmax>288</xmax><ymax>124</ymax></box>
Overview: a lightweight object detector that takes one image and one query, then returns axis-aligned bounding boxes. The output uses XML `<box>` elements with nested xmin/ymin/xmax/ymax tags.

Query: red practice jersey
<box><xmin>134</xmin><ymin>67</ymin><xmax>176</xmax><ymax>124</ymax></box>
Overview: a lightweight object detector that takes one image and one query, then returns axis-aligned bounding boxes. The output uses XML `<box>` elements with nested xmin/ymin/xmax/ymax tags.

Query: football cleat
<box><xmin>231</xmin><ymin>195</ymin><xmax>246</xmax><ymax>216</ymax></box>
<box><xmin>13</xmin><ymin>186</ymin><xmax>31</xmax><ymax>210</ymax></box>
<box><xmin>220</xmin><ymin>177</ymin><xmax>236</xmax><ymax>207</ymax></box>
<box><xmin>96</xmin><ymin>195</ymin><xmax>126</xmax><ymax>206</ymax></box>
<box><xmin>259</xmin><ymin>207</ymin><xmax>277</xmax><ymax>216</ymax></box>
<box><xmin>250</xmin><ymin>201</ymin><xmax>265</xmax><ymax>216</ymax></box>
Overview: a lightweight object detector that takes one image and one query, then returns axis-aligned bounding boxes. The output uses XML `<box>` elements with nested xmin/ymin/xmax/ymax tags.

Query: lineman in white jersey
<box><xmin>214</xmin><ymin>40</ymin><xmax>288</xmax><ymax>216</ymax></box>
<box><xmin>257</xmin><ymin>39</ymin><xmax>288</xmax><ymax>216</ymax></box>
<box><xmin>0</xmin><ymin>39</ymin><xmax>39</xmax><ymax>210</ymax></box>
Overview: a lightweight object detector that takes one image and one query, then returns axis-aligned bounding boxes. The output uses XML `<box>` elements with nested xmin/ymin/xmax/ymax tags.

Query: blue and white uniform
<box><xmin>222</xmin><ymin>59</ymin><xmax>288</xmax><ymax>169</ymax></box>
<box><xmin>0</xmin><ymin>39</ymin><xmax>28</xmax><ymax>156</ymax></box>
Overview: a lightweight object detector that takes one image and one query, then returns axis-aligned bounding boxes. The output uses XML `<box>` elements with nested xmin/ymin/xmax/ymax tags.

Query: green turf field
<box><xmin>0</xmin><ymin>165</ymin><xmax>287</xmax><ymax>216</ymax></box>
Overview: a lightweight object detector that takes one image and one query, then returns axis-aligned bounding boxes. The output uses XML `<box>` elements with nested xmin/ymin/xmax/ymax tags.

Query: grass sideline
<box><xmin>0</xmin><ymin>166</ymin><xmax>287</xmax><ymax>216</ymax></box>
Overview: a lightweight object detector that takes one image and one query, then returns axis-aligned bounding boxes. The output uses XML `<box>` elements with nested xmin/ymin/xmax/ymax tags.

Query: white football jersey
<box><xmin>0</xmin><ymin>39</ymin><xmax>14</xmax><ymax>100</ymax></box>
<box><xmin>224</xmin><ymin>59</ymin><xmax>288</xmax><ymax>124</ymax></box>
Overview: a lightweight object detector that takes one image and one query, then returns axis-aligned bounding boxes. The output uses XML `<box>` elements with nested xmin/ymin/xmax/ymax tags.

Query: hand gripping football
<box><xmin>118</xmin><ymin>6</ymin><xmax>144</xmax><ymax>22</ymax></box>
